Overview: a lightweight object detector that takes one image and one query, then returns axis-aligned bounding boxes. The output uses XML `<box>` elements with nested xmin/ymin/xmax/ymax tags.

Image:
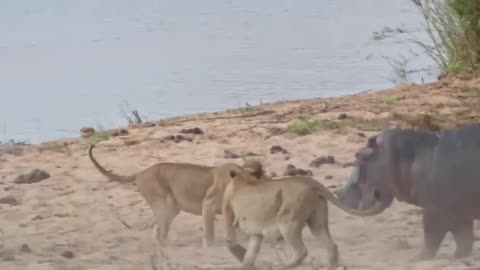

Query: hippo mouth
<box><xmin>336</xmin><ymin>166</ymin><xmax>389</xmax><ymax>215</ymax></box>
<box><xmin>363</xmin><ymin>193</ymin><xmax>387</xmax><ymax>214</ymax></box>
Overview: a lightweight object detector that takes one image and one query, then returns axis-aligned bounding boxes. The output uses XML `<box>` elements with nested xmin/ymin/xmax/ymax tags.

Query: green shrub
<box><xmin>413</xmin><ymin>0</ymin><xmax>480</xmax><ymax>75</ymax></box>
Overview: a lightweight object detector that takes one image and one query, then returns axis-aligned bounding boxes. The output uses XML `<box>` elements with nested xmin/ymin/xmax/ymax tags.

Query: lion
<box><xmin>87</xmin><ymin>144</ymin><xmax>267</xmax><ymax>248</ymax></box>
<box><xmin>222</xmin><ymin>167</ymin><xmax>386</xmax><ymax>269</ymax></box>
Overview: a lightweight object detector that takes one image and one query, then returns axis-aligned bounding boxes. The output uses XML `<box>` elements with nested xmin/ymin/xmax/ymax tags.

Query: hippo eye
<box><xmin>374</xmin><ymin>190</ymin><xmax>381</xmax><ymax>201</ymax></box>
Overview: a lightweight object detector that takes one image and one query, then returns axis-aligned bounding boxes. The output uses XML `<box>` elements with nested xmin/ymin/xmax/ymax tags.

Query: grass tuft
<box><xmin>90</xmin><ymin>130</ymin><xmax>111</xmax><ymax>143</ymax></box>
<box><xmin>287</xmin><ymin>117</ymin><xmax>338</xmax><ymax>135</ymax></box>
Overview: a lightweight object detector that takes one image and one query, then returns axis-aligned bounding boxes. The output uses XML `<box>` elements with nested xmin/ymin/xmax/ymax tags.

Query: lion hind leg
<box><xmin>307</xmin><ymin>204</ymin><xmax>339</xmax><ymax>270</ymax></box>
<box><xmin>279</xmin><ymin>224</ymin><xmax>307</xmax><ymax>269</ymax></box>
<box><xmin>150</xmin><ymin>195</ymin><xmax>179</xmax><ymax>246</ymax></box>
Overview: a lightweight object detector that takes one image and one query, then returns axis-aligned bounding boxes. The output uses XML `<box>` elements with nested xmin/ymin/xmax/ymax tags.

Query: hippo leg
<box><xmin>451</xmin><ymin>218</ymin><xmax>474</xmax><ymax>258</ymax></box>
<box><xmin>414</xmin><ymin>210</ymin><xmax>449</xmax><ymax>261</ymax></box>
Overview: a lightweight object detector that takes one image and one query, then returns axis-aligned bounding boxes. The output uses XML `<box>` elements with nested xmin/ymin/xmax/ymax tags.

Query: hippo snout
<box><xmin>335</xmin><ymin>185</ymin><xmax>361</xmax><ymax>209</ymax></box>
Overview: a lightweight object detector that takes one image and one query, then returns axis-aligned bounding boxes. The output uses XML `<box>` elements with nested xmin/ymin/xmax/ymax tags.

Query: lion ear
<box><xmin>229</xmin><ymin>170</ymin><xmax>237</xmax><ymax>179</ymax></box>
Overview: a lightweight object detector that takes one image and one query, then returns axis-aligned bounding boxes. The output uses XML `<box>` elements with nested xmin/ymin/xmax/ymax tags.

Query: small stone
<box><xmin>19</xmin><ymin>244</ymin><xmax>32</xmax><ymax>253</ymax></box>
<box><xmin>161</xmin><ymin>134</ymin><xmax>192</xmax><ymax>143</ymax></box>
<box><xmin>32</xmin><ymin>215</ymin><xmax>44</xmax><ymax>221</ymax></box>
<box><xmin>283</xmin><ymin>164</ymin><xmax>313</xmax><ymax>177</ymax></box>
<box><xmin>14</xmin><ymin>169</ymin><xmax>50</xmax><ymax>184</ymax></box>
<box><xmin>111</xmin><ymin>128</ymin><xmax>129</xmax><ymax>137</ymax></box>
<box><xmin>142</xmin><ymin>122</ymin><xmax>155</xmax><ymax>128</ymax></box>
<box><xmin>2</xmin><ymin>254</ymin><xmax>14</xmax><ymax>262</ymax></box>
<box><xmin>80</xmin><ymin>127</ymin><xmax>95</xmax><ymax>138</ymax></box>
<box><xmin>124</xmin><ymin>140</ymin><xmax>140</xmax><ymax>146</ymax></box>
<box><xmin>283</xmin><ymin>164</ymin><xmax>296</xmax><ymax>176</ymax></box>
<box><xmin>342</xmin><ymin>162</ymin><xmax>356</xmax><ymax>168</ymax></box>
<box><xmin>298</xmin><ymin>169</ymin><xmax>313</xmax><ymax>176</ymax></box>
<box><xmin>309</xmin><ymin>155</ymin><xmax>335</xmax><ymax>167</ymax></box>
<box><xmin>0</xmin><ymin>249</ymin><xmax>15</xmax><ymax>261</ymax></box>
<box><xmin>338</xmin><ymin>113</ymin><xmax>348</xmax><ymax>120</ymax></box>
<box><xmin>160</xmin><ymin>135</ymin><xmax>171</xmax><ymax>141</ymax></box>
<box><xmin>325</xmin><ymin>175</ymin><xmax>333</xmax><ymax>180</ymax></box>
<box><xmin>0</xmin><ymin>195</ymin><xmax>18</xmax><ymax>205</ymax></box>
<box><xmin>180</xmin><ymin>127</ymin><xmax>204</xmax><ymax>135</ymax></box>
<box><xmin>270</xmin><ymin>145</ymin><xmax>289</xmax><ymax>155</ymax></box>
<box><xmin>61</xmin><ymin>250</ymin><xmax>75</xmax><ymax>259</ymax></box>
<box><xmin>224</xmin><ymin>149</ymin><xmax>240</xmax><ymax>159</ymax></box>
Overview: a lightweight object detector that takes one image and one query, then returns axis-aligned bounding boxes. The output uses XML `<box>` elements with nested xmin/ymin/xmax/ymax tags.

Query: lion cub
<box><xmin>222</xmin><ymin>168</ymin><xmax>383</xmax><ymax>269</ymax></box>
<box><xmin>88</xmin><ymin>144</ymin><xmax>265</xmax><ymax>248</ymax></box>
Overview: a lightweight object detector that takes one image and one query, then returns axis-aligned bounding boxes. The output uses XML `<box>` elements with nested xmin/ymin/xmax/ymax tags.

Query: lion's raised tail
<box><xmin>315</xmin><ymin>182</ymin><xmax>385</xmax><ymax>216</ymax></box>
<box><xmin>88</xmin><ymin>144</ymin><xmax>136</xmax><ymax>183</ymax></box>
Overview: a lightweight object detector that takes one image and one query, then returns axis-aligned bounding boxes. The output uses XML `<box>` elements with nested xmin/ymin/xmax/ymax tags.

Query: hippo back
<box><xmin>421</xmin><ymin>124</ymin><xmax>480</xmax><ymax>214</ymax></box>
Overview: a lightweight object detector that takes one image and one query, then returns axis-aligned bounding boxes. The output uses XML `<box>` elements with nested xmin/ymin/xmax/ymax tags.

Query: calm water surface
<box><xmin>0</xmin><ymin>0</ymin><xmax>435</xmax><ymax>143</ymax></box>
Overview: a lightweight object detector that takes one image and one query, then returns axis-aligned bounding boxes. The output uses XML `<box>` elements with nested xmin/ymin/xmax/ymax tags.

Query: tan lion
<box><xmin>222</xmin><ymin>167</ymin><xmax>386</xmax><ymax>269</ymax></box>
<box><xmin>88</xmin><ymin>144</ymin><xmax>266</xmax><ymax>248</ymax></box>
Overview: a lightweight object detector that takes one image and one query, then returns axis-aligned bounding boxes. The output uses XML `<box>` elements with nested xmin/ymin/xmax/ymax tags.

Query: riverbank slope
<box><xmin>0</xmin><ymin>78</ymin><xmax>479</xmax><ymax>270</ymax></box>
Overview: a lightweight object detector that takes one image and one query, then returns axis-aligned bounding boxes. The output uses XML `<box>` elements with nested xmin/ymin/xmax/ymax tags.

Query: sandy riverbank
<box><xmin>0</xmin><ymin>78</ymin><xmax>479</xmax><ymax>270</ymax></box>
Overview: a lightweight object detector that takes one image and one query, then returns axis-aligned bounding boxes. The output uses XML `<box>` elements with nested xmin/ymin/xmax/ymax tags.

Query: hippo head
<box><xmin>336</xmin><ymin>134</ymin><xmax>394</xmax><ymax>214</ymax></box>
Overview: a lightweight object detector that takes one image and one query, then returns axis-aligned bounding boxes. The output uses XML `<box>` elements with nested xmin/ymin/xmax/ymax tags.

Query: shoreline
<box><xmin>11</xmin><ymin>83</ymin><xmax>398</xmax><ymax>146</ymax></box>
<box><xmin>41</xmin><ymin>77</ymin><xmax>474</xmax><ymax>146</ymax></box>
<box><xmin>3</xmin><ymin>76</ymin><xmax>478</xmax><ymax>150</ymax></box>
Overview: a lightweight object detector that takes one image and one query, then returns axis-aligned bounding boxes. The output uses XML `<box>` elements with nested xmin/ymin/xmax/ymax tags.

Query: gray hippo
<box><xmin>336</xmin><ymin>123</ymin><xmax>480</xmax><ymax>260</ymax></box>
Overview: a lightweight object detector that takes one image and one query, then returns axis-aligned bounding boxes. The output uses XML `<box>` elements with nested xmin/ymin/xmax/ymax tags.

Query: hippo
<box><xmin>336</xmin><ymin>123</ymin><xmax>480</xmax><ymax>260</ymax></box>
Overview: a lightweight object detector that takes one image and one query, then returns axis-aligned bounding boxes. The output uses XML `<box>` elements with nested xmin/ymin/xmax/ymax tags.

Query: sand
<box><xmin>1</xmin><ymin>79</ymin><xmax>480</xmax><ymax>270</ymax></box>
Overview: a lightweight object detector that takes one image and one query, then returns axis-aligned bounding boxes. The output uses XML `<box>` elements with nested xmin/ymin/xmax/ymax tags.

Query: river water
<box><xmin>0</xmin><ymin>0</ymin><xmax>435</xmax><ymax>143</ymax></box>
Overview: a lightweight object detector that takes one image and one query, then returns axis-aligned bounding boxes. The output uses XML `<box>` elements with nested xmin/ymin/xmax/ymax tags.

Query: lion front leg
<box><xmin>242</xmin><ymin>234</ymin><xmax>263</xmax><ymax>268</ymax></box>
<box><xmin>223</xmin><ymin>201</ymin><xmax>247</xmax><ymax>262</ymax></box>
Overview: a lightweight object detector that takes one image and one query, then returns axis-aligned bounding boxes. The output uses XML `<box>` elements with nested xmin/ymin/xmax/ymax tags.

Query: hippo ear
<box><xmin>367</xmin><ymin>136</ymin><xmax>377</xmax><ymax>148</ymax></box>
<box><xmin>367</xmin><ymin>134</ymin><xmax>383</xmax><ymax>149</ymax></box>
